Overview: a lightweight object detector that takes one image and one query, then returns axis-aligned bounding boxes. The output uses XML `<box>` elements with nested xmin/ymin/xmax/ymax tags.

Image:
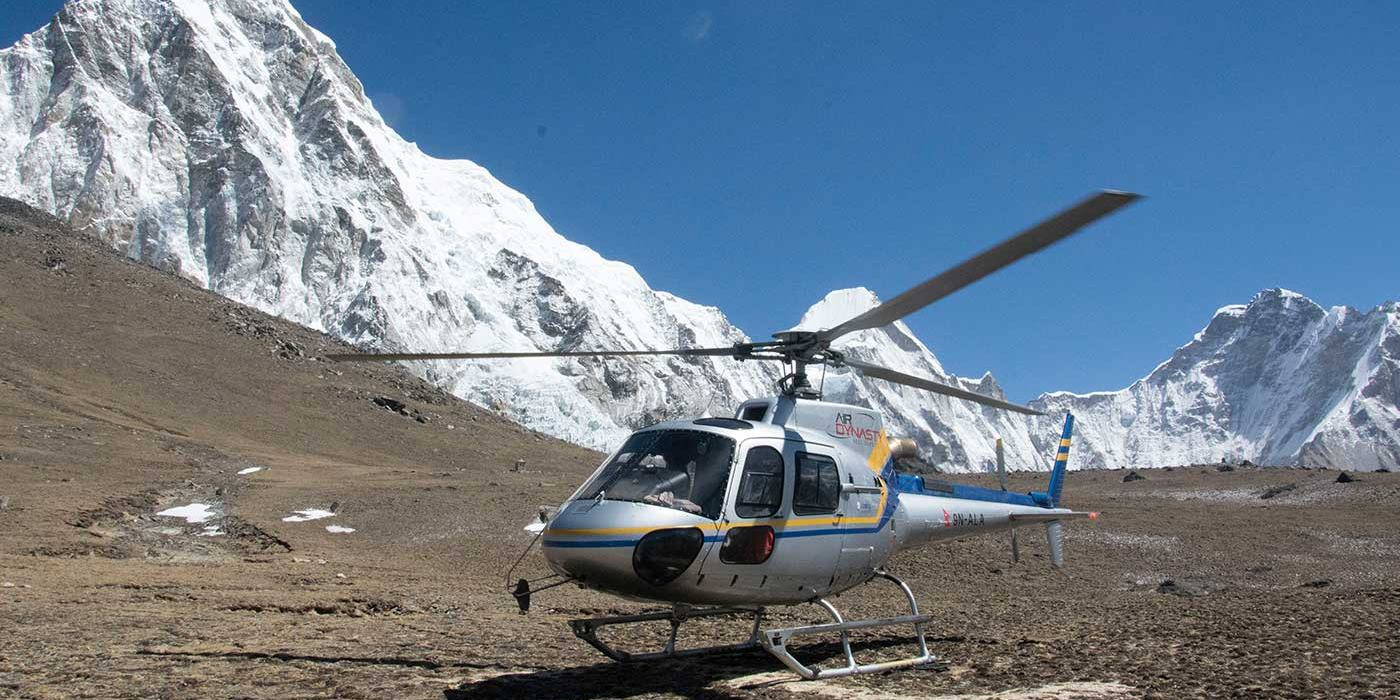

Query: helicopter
<box><xmin>327</xmin><ymin>190</ymin><xmax>1140</xmax><ymax>679</ymax></box>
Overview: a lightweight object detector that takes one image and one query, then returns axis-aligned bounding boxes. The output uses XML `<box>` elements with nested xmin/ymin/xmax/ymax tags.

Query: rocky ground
<box><xmin>2</xmin><ymin>198</ymin><xmax>1398</xmax><ymax>699</ymax></box>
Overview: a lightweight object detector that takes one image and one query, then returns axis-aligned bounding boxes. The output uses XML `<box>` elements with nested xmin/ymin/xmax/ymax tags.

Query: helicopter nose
<box><xmin>541</xmin><ymin>501</ymin><xmax>712</xmax><ymax>594</ymax></box>
<box><xmin>543</xmin><ymin>526</ymin><xmax>705</xmax><ymax>591</ymax></box>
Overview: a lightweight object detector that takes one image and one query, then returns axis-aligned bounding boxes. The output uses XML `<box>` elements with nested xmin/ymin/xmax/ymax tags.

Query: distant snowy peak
<box><xmin>795</xmin><ymin>288</ymin><xmax>950</xmax><ymax>376</ymax></box>
<box><xmin>1035</xmin><ymin>288</ymin><xmax>1400</xmax><ymax>471</ymax></box>
<box><xmin>792</xmin><ymin>287</ymin><xmax>876</xmax><ymax>331</ymax></box>
<box><xmin>792</xmin><ymin>288</ymin><xmax>1044</xmax><ymax>473</ymax></box>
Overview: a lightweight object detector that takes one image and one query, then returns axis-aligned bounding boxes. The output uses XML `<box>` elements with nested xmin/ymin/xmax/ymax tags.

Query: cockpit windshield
<box><xmin>578</xmin><ymin>429</ymin><xmax>736</xmax><ymax>520</ymax></box>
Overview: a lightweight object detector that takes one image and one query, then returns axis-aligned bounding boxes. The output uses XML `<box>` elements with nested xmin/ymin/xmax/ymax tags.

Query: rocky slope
<box><xmin>0</xmin><ymin>0</ymin><xmax>779</xmax><ymax>451</ymax></box>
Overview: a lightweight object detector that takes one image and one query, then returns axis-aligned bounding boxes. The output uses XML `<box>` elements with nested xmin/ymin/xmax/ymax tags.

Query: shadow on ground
<box><xmin>137</xmin><ymin>647</ymin><xmax>524</xmax><ymax>672</ymax></box>
<box><xmin>444</xmin><ymin>639</ymin><xmax>945</xmax><ymax>700</ymax></box>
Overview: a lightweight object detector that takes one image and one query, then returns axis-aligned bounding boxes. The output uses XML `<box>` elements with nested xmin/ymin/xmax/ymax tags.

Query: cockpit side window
<box><xmin>734</xmin><ymin>446</ymin><xmax>784</xmax><ymax>518</ymax></box>
<box><xmin>793</xmin><ymin>452</ymin><xmax>840</xmax><ymax>515</ymax></box>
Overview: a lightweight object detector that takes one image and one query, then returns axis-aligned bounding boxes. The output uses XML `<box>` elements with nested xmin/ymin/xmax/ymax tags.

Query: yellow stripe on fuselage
<box><xmin>1060</xmin><ymin>438</ymin><xmax>1072</xmax><ymax>447</ymax></box>
<box><xmin>545</xmin><ymin>509</ymin><xmax>889</xmax><ymax>538</ymax></box>
<box><xmin>866</xmin><ymin>430</ymin><xmax>891</xmax><ymax>472</ymax></box>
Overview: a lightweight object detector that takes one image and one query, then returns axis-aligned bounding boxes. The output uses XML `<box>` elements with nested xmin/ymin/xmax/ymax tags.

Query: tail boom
<box><xmin>886</xmin><ymin>413</ymin><xmax>1091</xmax><ymax>565</ymax></box>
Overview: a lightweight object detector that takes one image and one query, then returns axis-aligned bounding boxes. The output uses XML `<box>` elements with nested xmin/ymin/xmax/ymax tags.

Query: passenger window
<box><xmin>734</xmin><ymin>446</ymin><xmax>784</xmax><ymax>518</ymax></box>
<box><xmin>794</xmin><ymin>453</ymin><xmax>840</xmax><ymax>515</ymax></box>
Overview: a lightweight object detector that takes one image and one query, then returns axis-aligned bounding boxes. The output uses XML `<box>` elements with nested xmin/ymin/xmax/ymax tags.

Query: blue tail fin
<box><xmin>1046</xmin><ymin>413</ymin><xmax>1074</xmax><ymax>508</ymax></box>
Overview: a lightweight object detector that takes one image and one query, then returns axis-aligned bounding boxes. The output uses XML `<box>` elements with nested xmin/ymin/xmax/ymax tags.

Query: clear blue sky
<box><xmin>5</xmin><ymin>1</ymin><xmax>1398</xmax><ymax>400</ymax></box>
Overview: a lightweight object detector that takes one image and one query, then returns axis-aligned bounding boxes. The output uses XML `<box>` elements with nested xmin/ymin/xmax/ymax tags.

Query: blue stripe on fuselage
<box><xmin>542</xmin><ymin>535</ymin><xmax>725</xmax><ymax>549</ymax></box>
<box><xmin>891</xmin><ymin>473</ymin><xmax>1045</xmax><ymax>507</ymax></box>
<box><xmin>540</xmin><ymin>526</ymin><xmax>890</xmax><ymax>548</ymax></box>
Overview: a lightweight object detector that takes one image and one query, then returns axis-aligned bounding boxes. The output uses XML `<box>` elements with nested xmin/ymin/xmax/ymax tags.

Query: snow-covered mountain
<box><xmin>794</xmin><ymin>287</ymin><xmax>1400</xmax><ymax>472</ymax></box>
<box><xmin>3</xmin><ymin>0</ymin><xmax>1395</xmax><ymax>471</ymax></box>
<box><xmin>1034</xmin><ymin>289</ymin><xmax>1400</xmax><ymax>471</ymax></box>
<box><xmin>0</xmin><ymin>0</ymin><xmax>779</xmax><ymax>450</ymax></box>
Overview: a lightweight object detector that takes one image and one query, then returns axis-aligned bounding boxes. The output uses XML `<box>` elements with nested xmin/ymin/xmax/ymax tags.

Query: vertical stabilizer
<box><xmin>1046</xmin><ymin>413</ymin><xmax>1074</xmax><ymax>508</ymax></box>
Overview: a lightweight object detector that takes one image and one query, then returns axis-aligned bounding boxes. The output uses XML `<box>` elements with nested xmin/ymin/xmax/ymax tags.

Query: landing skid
<box><xmin>567</xmin><ymin>571</ymin><xmax>937</xmax><ymax>679</ymax></box>
<box><xmin>569</xmin><ymin>606</ymin><xmax>764</xmax><ymax>662</ymax></box>
<box><xmin>761</xmin><ymin>572</ymin><xmax>936</xmax><ymax>679</ymax></box>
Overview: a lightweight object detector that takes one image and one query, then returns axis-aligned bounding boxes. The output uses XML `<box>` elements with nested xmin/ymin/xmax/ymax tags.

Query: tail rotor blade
<box><xmin>843</xmin><ymin>358</ymin><xmax>1044</xmax><ymax>415</ymax></box>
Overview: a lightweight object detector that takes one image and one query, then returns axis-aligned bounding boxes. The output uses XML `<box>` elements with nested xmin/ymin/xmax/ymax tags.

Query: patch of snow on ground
<box><xmin>236</xmin><ymin>466</ymin><xmax>263</xmax><ymax>475</ymax></box>
<box><xmin>156</xmin><ymin>503</ymin><xmax>217</xmax><ymax>523</ymax></box>
<box><xmin>198</xmin><ymin>526</ymin><xmax>223</xmax><ymax>536</ymax></box>
<box><xmin>325</xmin><ymin>525</ymin><xmax>356</xmax><ymax>534</ymax></box>
<box><xmin>282</xmin><ymin>509</ymin><xmax>335</xmax><ymax>522</ymax></box>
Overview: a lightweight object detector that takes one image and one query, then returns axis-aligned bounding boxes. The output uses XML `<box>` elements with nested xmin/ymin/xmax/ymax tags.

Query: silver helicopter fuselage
<box><xmin>542</xmin><ymin>394</ymin><xmax>1076</xmax><ymax>607</ymax></box>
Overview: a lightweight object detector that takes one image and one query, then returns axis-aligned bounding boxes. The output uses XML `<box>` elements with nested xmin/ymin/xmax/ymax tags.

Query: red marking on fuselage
<box><xmin>833</xmin><ymin>423</ymin><xmax>879</xmax><ymax>441</ymax></box>
<box><xmin>828</xmin><ymin>411</ymin><xmax>873</xmax><ymax>439</ymax></box>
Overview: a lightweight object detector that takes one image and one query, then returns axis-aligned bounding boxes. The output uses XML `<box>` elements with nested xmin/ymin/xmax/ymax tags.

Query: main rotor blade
<box><xmin>818</xmin><ymin>190</ymin><xmax>1141</xmax><ymax>343</ymax></box>
<box><xmin>843</xmin><ymin>358</ymin><xmax>1044</xmax><ymax>415</ymax></box>
<box><xmin>325</xmin><ymin>346</ymin><xmax>746</xmax><ymax>362</ymax></box>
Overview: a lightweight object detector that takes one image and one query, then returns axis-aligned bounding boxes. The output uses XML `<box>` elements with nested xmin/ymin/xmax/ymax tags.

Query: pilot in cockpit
<box><xmin>640</xmin><ymin>448</ymin><xmax>704</xmax><ymax>515</ymax></box>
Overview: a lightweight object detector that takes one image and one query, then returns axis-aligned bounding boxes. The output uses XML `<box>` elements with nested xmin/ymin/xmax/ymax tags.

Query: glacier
<box><xmin>2</xmin><ymin>0</ymin><xmax>1396</xmax><ymax>470</ymax></box>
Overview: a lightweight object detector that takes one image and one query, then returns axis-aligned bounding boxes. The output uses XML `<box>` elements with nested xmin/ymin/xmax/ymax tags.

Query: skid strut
<box><xmin>759</xmin><ymin>571</ymin><xmax>936</xmax><ymax>679</ymax></box>
<box><xmin>569</xmin><ymin>606</ymin><xmax>764</xmax><ymax>662</ymax></box>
